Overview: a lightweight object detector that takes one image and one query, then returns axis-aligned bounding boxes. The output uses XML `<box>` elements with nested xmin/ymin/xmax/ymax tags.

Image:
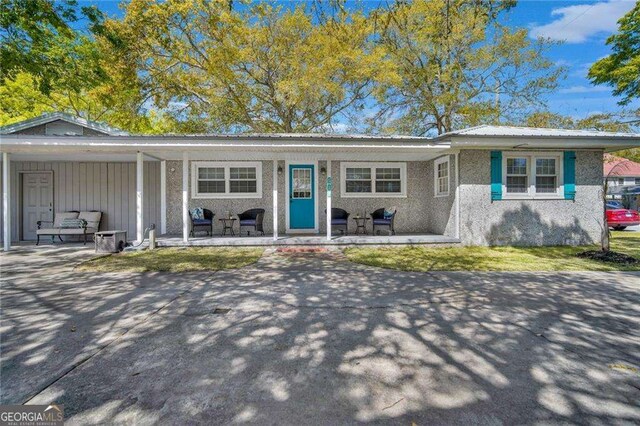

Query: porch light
<box><xmin>320</xmin><ymin>167</ymin><xmax>327</xmax><ymax>176</ymax></box>
<box><xmin>277</xmin><ymin>166</ymin><xmax>283</xmax><ymax>175</ymax></box>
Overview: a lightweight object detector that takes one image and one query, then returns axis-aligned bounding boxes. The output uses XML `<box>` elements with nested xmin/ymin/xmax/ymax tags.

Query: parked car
<box><xmin>606</xmin><ymin>205</ymin><xmax>640</xmax><ymax>230</ymax></box>
<box><xmin>606</xmin><ymin>200</ymin><xmax>625</xmax><ymax>210</ymax></box>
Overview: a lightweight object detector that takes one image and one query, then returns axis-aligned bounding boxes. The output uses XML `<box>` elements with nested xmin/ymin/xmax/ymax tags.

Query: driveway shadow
<box><xmin>2</xmin><ymin>249</ymin><xmax>640</xmax><ymax>424</ymax></box>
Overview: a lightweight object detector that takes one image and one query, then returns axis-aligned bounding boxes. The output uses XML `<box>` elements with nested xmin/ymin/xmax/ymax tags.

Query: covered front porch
<box><xmin>1</xmin><ymin>132</ymin><xmax>458</xmax><ymax>250</ymax></box>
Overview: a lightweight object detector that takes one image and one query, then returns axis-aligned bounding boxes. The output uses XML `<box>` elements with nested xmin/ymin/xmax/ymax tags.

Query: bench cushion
<box><xmin>239</xmin><ymin>220</ymin><xmax>257</xmax><ymax>226</ymax></box>
<box><xmin>78</xmin><ymin>211</ymin><xmax>102</xmax><ymax>230</ymax></box>
<box><xmin>53</xmin><ymin>212</ymin><xmax>79</xmax><ymax>228</ymax></box>
<box><xmin>192</xmin><ymin>219</ymin><xmax>212</xmax><ymax>226</ymax></box>
<box><xmin>37</xmin><ymin>228</ymin><xmax>61</xmax><ymax>235</ymax></box>
<box><xmin>331</xmin><ymin>219</ymin><xmax>348</xmax><ymax>225</ymax></box>
<box><xmin>373</xmin><ymin>219</ymin><xmax>392</xmax><ymax>225</ymax></box>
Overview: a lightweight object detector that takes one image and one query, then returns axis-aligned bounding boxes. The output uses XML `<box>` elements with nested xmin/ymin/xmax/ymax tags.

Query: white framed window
<box><xmin>502</xmin><ymin>153</ymin><xmax>563</xmax><ymax>199</ymax></box>
<box><xmin>434</xmin><ymin>156</ymin><xmax>450</xmax><ymax>197</ymax></box>
<box><xmin>192</xmin><ymin>161</ymin><xmax>262</xmax><ymax>199</ymax></box>
<box><xmin>340</xmin><ymin>162</ymin><xmax>406</xmax><ymax>198</ymax></box>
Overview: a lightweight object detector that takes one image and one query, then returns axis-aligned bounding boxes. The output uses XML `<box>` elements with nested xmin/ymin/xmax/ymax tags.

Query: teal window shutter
<box><xmin>564</xmin><ymin>151</ymin><xmax>576</xmax><ymax>200</ymax></box>
<box><xmin>490</xmin><ymin>151</ymin><xmax>502</xmax><ymax>201</ymax></box>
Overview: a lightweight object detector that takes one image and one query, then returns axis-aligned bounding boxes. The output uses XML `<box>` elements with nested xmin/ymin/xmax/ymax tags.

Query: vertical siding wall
<box><xmin>0</xmin><ymin>161</ymin><xmax>161</xmax><ymax>242</ymax></box>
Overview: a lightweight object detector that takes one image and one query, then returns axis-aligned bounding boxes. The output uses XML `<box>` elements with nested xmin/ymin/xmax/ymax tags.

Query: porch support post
<box><xmin>182</xmin><ymin>152</ymin><xmax>189</xmax><ymax>243</ymax></box>
<box><xmin>2</xmin><ymin>152</ymin><xmax>10</xmax><ymax>251</ymax></box>
<box><xmin>272</xmin><ymin>160</ymin><xmax>278</xmax><ymax>241</ymax></box>
<box><xmin>160</xmin><ymin>160</ymin><xmax>167</xmax><ymax>235</ymax></box>
<box><xmin>136</xmin><ymin>152</ymin><xmax>144</xmax><ymax>243</ymax></box>
<box><xmin>326</xmin><ymin>159</ymin><xmax>332</xmax><ymax>241</ymax></box>
<box><xmin>454</xmin><ymin>152</ymin><xmax>460</xmax><ymax>240</ymax></box>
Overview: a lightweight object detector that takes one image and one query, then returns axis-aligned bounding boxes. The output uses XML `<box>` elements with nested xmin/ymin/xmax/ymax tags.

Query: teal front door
<box><xmin>289</xmin><ymin>164</ymin><xmax>315</xmax><ymax>230</ymax></box>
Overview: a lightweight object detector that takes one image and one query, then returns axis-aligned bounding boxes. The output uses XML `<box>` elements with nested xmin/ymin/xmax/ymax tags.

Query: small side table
<box><xmin>352</xmin><ymin>217</ymin><xmax>370</xmax><ymax>235</ymax></box>
<box><xmin>219</xmin><ymin>218</ymin><xmax>237</xmax><ymax>236</ymax></box>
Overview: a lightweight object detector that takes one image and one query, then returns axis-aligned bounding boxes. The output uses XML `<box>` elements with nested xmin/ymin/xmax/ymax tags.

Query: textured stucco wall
<box><xmin>459</xmin><ymin>149</ymin><xmax>604</xmax><ymax>246</ymax></box>
<box><xmin>166</xmin><ymin>160</ymin><xmax>281</xmax><ymax>235</ymax></box>
<box><xmin>424</xmin><ymin>155</ymin><xmax>456</xmax><ymax>236</ymax></box>
<box><xmin>166</xmin><ymin>159</ymin><xmax>434</xmax><ymax>235</ymax></box>
<box><xmin>328</xmin><ymin>161</ymin><xmax>431</xmax><ymax>234</ymax></box>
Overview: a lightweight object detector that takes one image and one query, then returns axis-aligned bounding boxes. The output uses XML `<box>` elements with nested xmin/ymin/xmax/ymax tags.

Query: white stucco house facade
<box><xmin>1</xmin><ymin>113</ymin><xmax>639</xmax><ymax>249</ymax></box>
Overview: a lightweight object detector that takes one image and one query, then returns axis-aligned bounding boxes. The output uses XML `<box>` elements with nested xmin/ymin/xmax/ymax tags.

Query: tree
<box><xmin>107</xmin><ymin>0</ymin><xmax>384</xmax><ymax>133</ymax></box>
<box><xmin>589</xmin><ymin>2</ymin><xmax>640</xmax><ymax>105</ymax></box>
<box><xmin>0</xmin><ymin>0</ymin><xmax>103</xmax><ymax>94</ymax></box>
<box><xmin>370</xmin><ymin>0</ymin><xmax>563</xmax><ymax>135</ymax></box>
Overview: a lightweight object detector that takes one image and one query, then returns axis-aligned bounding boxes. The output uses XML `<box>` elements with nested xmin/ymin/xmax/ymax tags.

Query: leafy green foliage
<box><xmin>370</xmin><ymin>0</ymin><xmax>562</xmax><ymax>135</ymax></box>
<box><xmin>589</xmin><ymin>2</ymin><xmax>640</xmax><ymax>105</ymax></box>
<box><xmin>107</xmin><ymin>0</ymin><xmax>384</xmax><ymax>133</ymax></box>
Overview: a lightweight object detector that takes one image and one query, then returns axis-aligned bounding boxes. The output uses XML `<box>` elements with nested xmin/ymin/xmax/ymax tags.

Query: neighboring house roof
<box><xmin>604</xmin><ymin>154</ymin><xmax>640</xmax><ymax>177</ymax></box>
<box><xmin>0</xmin><ymin>112</ymin><xmax>129</xmax><ymax>136</ymax></box>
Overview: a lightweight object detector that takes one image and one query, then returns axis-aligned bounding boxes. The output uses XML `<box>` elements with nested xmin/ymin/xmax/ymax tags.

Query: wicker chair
<box><xmin>238</xmin><ymin>208</ymin><xmax>265</xmax><ymax>236</ymax></box>
<box><xmin>189</xmin><ymin>208</ymin><xmax>214</xmax><ymax>236</ymax></box>
<box><xmin>326</xmin><ymin>208</ymin><xmax>350</xmax><ymax>235</ymax></box>
<box><xmin>371</xmin><ymin>208</ymin><xmax>396</xmax><ymax>235</ymax></box>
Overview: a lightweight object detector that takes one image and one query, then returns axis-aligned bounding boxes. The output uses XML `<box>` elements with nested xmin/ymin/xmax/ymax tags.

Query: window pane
<box><xmin>507</xmin><ymin>158</ymin><xmax>527</xmax><ymax>175</ymax></box>
<box><xmin>198</xmin><ymin>167</ymin><xmax>224</xmax><ymax>180</ymax></box>
<box><xmin>506</xmin><ymin>176</ymin><xmax>528</xmax><ymax>193</ymax></box>
<box><xmin>292</xmin><ymin>168</ymin><xmax>312</xmax><ymax>198</ymax></box>
<box><xmin>536</xmin><ymin>158</ymin><xmax>556</xmax><ymax>175</ymax></box>
<box><xmin>198</xmin><ymin>180</ymin><xmax>225</xmax><ymax>193</ymax></box>
<box><xmin>346</xmin><ymin>180</ymin><xmax>372</xmax><ymax>193</ymax></box>
<box><xmin>346</xmin><ymin>168</ymin><xmax>371</xmax><ymax>180</ymax></box>
<box><xmin>437</xmin><ymin>162</ymin><xmax>448</xmax><ymax>179</ymax></box>
<box><xmin>536</xmin><ymin>176</ymin><xmax>557</xmax><ymax>193</ymax></box>
<box><xmin>376</xmin><ymin>168</ymin><xmax>400</xmax><ymax>180</ymax></box>
<box><xmin>229</xmin><ymin>180</ymin><xmax>257</xmax><ymax>193</ymax></box>
<box><xmin>438</xmin><ymin>177</ymin><xmax>448</xmax><ymax>194</ymax></box>
<box><xmin>376</xmin><ymin>180</ymin><xmax>401</xmax><ymax>193</ymax></box>
<box><xmin>230</xmin><ymin>167</ymin><xmax>256</xmax><ymax>180</ymax></box>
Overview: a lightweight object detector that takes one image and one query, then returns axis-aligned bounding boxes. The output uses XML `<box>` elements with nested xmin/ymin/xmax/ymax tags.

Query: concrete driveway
<box><xmin>1</xmin><ymin>246</ymin><xmax>640</xmax><ymax>424</ymax></box>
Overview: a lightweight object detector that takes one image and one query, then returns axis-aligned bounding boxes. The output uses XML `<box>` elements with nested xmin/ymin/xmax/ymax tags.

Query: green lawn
<box><xmin>344</xmin><ymin>231</ymin><xmax>640</xmax><ymax>272</ymax></box>
<box><xmin>76</xmin><ymin>247</ymin><xmax>264</xmax><ymax>273</ymax></box>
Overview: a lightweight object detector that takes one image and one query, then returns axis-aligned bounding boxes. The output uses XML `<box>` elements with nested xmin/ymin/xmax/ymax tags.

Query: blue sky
<box><xmin>85</xmin><ymin>0</ymin><xmax>638</xmax><ymax>120</ymax></box>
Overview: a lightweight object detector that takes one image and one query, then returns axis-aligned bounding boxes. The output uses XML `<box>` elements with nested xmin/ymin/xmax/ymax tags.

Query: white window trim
<box><xmin>191</xmin><ymin>161</ymin><xmax>262</xmax><ymax>199</ymax></box>
<box><xmin>502</xmin><ymin>152</ymin><xmax>564</xmax><ymax>200</ymax></box>
<box><xmin>434</xmin><ymin>156</ymin><xmax>450</xmax><ymax>197</ymax></box>
<box><xmin>340</xmin><ymin>162</ymin><xmax>407</xmax><ymax>198</ymax></box>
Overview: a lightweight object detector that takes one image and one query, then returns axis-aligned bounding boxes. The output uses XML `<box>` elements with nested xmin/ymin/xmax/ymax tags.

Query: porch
<box><xmin>157</xmin><ymin>233</ymin><xmax>460</xmax><ymax>247</ymax></box>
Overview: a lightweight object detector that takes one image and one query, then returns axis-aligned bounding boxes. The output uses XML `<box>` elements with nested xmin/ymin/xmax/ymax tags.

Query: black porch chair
<box><xmin>371</xmin><ymin>208</ymin><xmax>397</xmax><ymax>235</ymax></box>
<box><xmin>326</xmin><ymin>208</ymin><xmax>350</xmax><ymax>235</ymax></box>
<box><xmin>189</xmin><ymin>208</ymin><xmax>214</xmax><ymax>236</ymax></box>
<box><xmin>238</xmin><ymin>208</ymin><xmax>265</xmax><ymax>236</ymax></box>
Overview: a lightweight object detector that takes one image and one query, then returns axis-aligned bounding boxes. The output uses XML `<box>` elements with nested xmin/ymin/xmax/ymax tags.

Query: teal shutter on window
<box><xmin>490</xmin><ymin>151</ymin><xmax>502</xmax><ymax>201</ymax></box>
<box><xmin>564</xmin><ymin>151</ymin><xmax>576</xmax><ymax>201</ymax></box>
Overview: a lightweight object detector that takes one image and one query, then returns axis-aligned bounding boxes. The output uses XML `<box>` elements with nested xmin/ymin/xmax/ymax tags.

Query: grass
<box><xmin>76</xmin><ymin>247</ymin><xmax>264</xmax><ymax>273</ymax></box>
<box><xmin>344</xmin><ymin>231</ymin><xmax>640</xmax><ymax>272</ymax></box>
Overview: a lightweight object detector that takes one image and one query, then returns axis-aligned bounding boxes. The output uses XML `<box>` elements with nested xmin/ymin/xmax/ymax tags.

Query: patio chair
<box><xmin>371</xmin><ymin>208</ymin><xmax>396</xmax><ymax>235</ymax></box>
<box><xmin>326</xmin><ymin>208</ymin><xmax>350</xmax><ymax>235</ymax></box>
<box><xmin>189</xmin><ymin>208</ymin><xmax>214</xmax><ymax>237</ymax></box>
<box><xmin>238</xmin><ymin>208</ymin><xmax>265</xmax><ymax>236</ymax></box>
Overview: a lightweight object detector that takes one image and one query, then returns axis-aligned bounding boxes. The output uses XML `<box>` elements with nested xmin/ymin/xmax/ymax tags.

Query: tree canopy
<box><xmin>0</xmin><ymin>0</ymin><xmax>579</xmax><ymax>135</ymax></box>
<box><xmin>589</xmin><ymin>2</ymin><xmax>640</xmax><ymax>105</ymax></box>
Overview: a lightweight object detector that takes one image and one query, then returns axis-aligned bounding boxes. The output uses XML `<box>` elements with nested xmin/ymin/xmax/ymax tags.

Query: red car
<box><xmin>606</xmin><ymin>207</ymin><xmax>640</xmax><ymax>230</ymax></box>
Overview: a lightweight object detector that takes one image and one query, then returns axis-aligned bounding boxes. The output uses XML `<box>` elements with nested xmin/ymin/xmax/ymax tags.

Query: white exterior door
<box><xmin>22</xmin><ymin>173</ymin><xmax>53</xmax><ymax>240</ymax></box>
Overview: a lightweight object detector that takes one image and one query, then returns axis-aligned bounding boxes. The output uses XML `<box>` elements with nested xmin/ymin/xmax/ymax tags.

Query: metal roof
<box><xmin>0</xmin><ymin>112</ymin><xmax>130</xmax><ymax>136</ymax></box>
<box><xmin>435</xmin><ymin>124</ymin><xmax>640</xmax><ymax>139</ymax></box>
